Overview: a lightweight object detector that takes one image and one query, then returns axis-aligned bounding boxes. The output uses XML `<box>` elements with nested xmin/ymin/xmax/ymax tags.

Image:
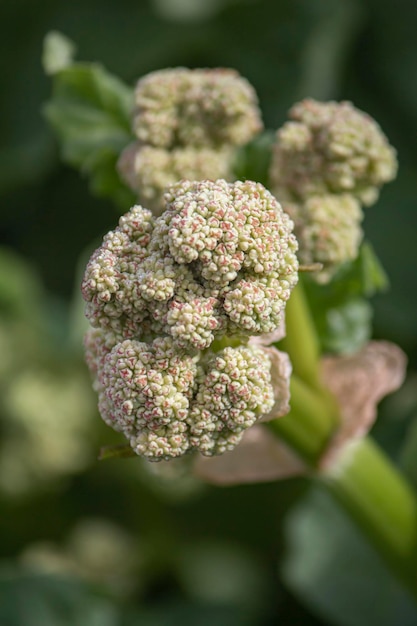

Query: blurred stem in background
<box><xmin>272</xmin><ymin>280</ymin><xmax>417</xmax><ymax>602</ymax></box>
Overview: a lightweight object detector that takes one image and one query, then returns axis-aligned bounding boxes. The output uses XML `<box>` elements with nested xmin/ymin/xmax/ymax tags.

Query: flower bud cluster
<box><xmin>118</xmin><ymin>144</ymin><xmax>234</xmax><ymax>214</ymax></box>
<box><xmin>82</xmin><ymin>179</ymin><xmax>298</xmax><ymax>460</ymax></box>
<box><xmin>270</xmin><ymin>99</ymin><xmax>397</xmax><ymax>281</ymax></box>
<box><xmin>118</xmin><ymin>68</ymin><xmax>263</xmax><ymax>214</ymax></box>
<box><xmin>284</xmin><ymin>195</ymin><xmax>363</xmax><ymax>283</ymax></box>
<box><xmin>82</xmin><ymin>179</ymin><xmax>298</xmax><ymax>346</ymax></box>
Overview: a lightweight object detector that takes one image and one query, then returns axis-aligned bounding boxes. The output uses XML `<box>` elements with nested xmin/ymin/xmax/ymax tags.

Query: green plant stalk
<box><xmin>274</xmin><ymin>275</ymin><xmax>417</xmax><ymax>600</ymax></box>
<box><xmin>278</xmin><ymin>278</ymin><xmax>322</xmax><ymax>389</ymax></box>
<box><xmin>268</xmin><ymin>375</ymin><xmax>337</xmax><ymax>464</ymax></box>
<box><xmin>274</xmin><ymin>278</ymin><xmax>341</xmax><ymax>458</ymax></box>
<box><xmin>323</xmin><ymin>437</ymin><xmax>417</xmax><ymax>597</ymax></box>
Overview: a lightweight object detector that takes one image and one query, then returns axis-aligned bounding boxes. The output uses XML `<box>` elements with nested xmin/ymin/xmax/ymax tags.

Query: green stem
<box><xmin>268</xmin><ymin>375</ymin><xmax>337</xmax><ymax>464</ymax></box>
<box><xmin>278</xmin><ymin>279</ymin><xmax>321</xmax><ymax>389</ymax></box>
<box><xmin>322</xmin><ymin>437</ymin><xmax>417</xmax><ymax>597</ymax></box>
<box><xmin>275</xmin><ymin>273</ymin><xmax>417</xmax><ymax>600</ymax></box>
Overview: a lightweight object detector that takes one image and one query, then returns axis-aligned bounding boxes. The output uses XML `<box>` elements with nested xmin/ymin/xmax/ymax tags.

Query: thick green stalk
<box><xmin>268</xmin><ymin>375</ymin><xmax>337</xmax><ymax>464</ymax></box>
<box><xmin>323</xmin><ymin>437</ymin><xmax>417</xmax><ymax>597</ymax></box>
<box><xmin>279</xmin><ymin>279</ymin><xmax>322</xmax><ymax>389</ymax></box>
<box><xmin>275</xmin><ymin>272</ymin><xmax>417</xmax><ymax>599</ymax></box>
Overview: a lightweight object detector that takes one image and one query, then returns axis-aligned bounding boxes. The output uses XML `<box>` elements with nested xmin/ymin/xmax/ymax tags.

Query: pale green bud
<box><xmin>117</xmin><ymin>143</ymin><xmax>234</xmax><ymax>215</ymax></box>
<box><xmin>285</xmin><ymin>194</ymin><xmax>363</xmax><ymax>283</ymax></box>
<box><xmin>270</xmin><ymin>99</ymin><xmax>397</xmax><ymax>207</ymax></box>
<box><xmin>132</xmin><ymin>67</ymin><xmax>263</xmax><ymax>149</ymax></box>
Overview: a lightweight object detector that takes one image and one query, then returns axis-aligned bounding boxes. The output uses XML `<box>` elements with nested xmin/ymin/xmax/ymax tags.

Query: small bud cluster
<box><xmin>270</xmin><ymin>99</ymin><xmax>397</xmax><ymax>281</ymax></box>
<box><xmin>118</xmin><ymin>68</ymin><xmax>263</xmax><ymax>214</ymax></box>
<box><xmin>285</xmin><ymin>195</ymin><xmax>363</xmax><ymax>283</ymax></box>
<box><xmin>82</xmin><ymin>179</ymin><xmax>298</xmax><ymax>460</ymax></box>
<box><xmin>118</xmin><ymin>144</ymin><xmax>234</xmax><ymax>214</ymax></box>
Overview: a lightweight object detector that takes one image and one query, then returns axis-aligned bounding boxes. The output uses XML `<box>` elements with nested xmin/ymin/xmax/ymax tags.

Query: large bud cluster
<box><xmin>82</xmin><ymin>179</ymin><xmax>298</xmax><ymax>348</ymax></box>
<box><xmin>118</xmin><ymin>68</ymin><xmax>263</xmax><ymax>213</ymax></box>
<box><xmin>82</xmin><ymin>179</ymin><xmax>297</xmax><ymax>461</ymax></box>
<box><xmin>270</xmin><ymin>99</ymin><xmax>397</xmax><ymax>281</ymax></box>
<box><xmin>86</xmin><ymin>333</ymin><xmax>276</xmax><ymax>460</ymax></box>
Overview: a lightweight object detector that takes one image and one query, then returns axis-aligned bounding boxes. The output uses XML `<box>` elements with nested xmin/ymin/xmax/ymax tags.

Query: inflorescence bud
<box><xmin>270</xmin><ymin>99</ymin><xmax>397</xmax><ymax>206</ymax></box>
<box><xmin>270</xmin><ymin>99</ymin><xmax>397</xmax><ymax>282</ymax></box>
<box><xmin>82</xmin><ymin>179</ymin><xmax>298</xmax><ymax>461</ymax></box>
<box><xmin>118</xmin><ymin>144</ymin><xmax>234</xmax><ymax>214</ymax></box>
<box><xmin>118</xmin><ymin>68</ymin><xmax>263</xmax><ymax>214</ymax></box>
<box><xmin>285</xmin><ymin>194</ymin><xmax>363</xmax><ymax>283</ymax></box>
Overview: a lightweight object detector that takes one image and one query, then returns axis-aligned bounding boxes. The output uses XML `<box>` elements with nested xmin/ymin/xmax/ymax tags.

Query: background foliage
<box><xmin>1</xmin><ymin>0</ymin><xmax>417</xmax><ymax>623</ymax></box>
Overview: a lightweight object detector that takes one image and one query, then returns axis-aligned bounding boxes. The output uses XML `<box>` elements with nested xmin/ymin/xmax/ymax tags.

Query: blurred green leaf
<box><xmin>0</xmin><ymin>248</ymin><xmax>43</xmax><ymax>322</ymax></box>
<box><xmin>282</xmin><ymin>487</ymin><xmax>417</xmax><ymax>626</ymax></box>
<box><xmin>306</xmin><ymin>241</ymin><xmax>389</xmax><ymax>303</ymax></box>
<box><xmin>232</xmin><ymin>131</ymin><xmax>275</xmax><ymax>187</ymax></box>
<box><xmin>352</xmin><ymin>241</ymin><xmax>390</xmax><ymax>297</ymax></box>
<box><xmin>124</xmin><ymin>602</ymin><xmax>254</xmax><ymax>626</ymax></box>
<box><xmin>43</xmin><ymin>37</ymin><xmax>135</xmax><ymax>208</ymax></box>
<box><xmin>99</xmin><ymin>445</ymin><xmax>136</xmax><ymax>460</ymax></box>
<box><xmin>0</xmin><ymin>569</ymin><xmax>119</xmax><ymax>626</ymax></box>
<box><xmin>303</xmin><ymin>242</ymin><xmax>389</xmax><ymax>354</ymax></box>
<box><xmin>176</xmin><ymin>540</ymin><xmax>271</xmax><ymax>613</ymax></box>
<box><xmin>316</xmin><ymin>297</ymin><xmax>372</xmax><ymax>354</ymax></box>
<box><xmin>42</xmin><ymin>31</ymin><xmax>77</xmax><ymax>76</ymax></box>
<box><xmin>0</xmin><ymin>568</ymin><xmax>256</xmax><ymax>626</ymax></box>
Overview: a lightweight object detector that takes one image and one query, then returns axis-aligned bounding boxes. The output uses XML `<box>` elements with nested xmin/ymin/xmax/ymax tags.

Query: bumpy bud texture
<box><xmin>82</xmin><ymin>179</ymin><xmax>298</xmax><ymax>349</ymax></box>
<box><xmin>132</xmin><ymin>68</ymin><xmax>262</xmax><ymax>149</ymax></box>
<box><xmin>286</xmin><ymin>194</ymin><xmax>364</xmax><ymax>283</ymax></box>
<box><xmin>188</xmin><ymin>345</ymin><xmax>275</xmax><ymax>456</ymax></box>
<box><xmin>270</xmin><ymin>99</ymin><xmax>397</xmax><ymax>206</ymax></box>
<box><xmin>81</xmin><ymin>206</ymin><xmax>154</xmax><ymax>337</ymax></box>
<box><xmin>82</xmin><ymin>179</ymin><xmax>297</xmax><ymax>460</ymax></box>
<box><xmin>118</xmin><ymin>67</ymin><xmax>263</xmax><ymax>213</ymax></box>
<box><xmin>85</xmin><ymin>327</ymin><xmax>276</xmax><ymax>461</ymax></box>
<box><xmin>270</xmin><ymin>99</ymin><xmax>397</xmax><ymax>282</ymax></box>
<box><xmin>118</xmin><ymin>143</ymin><xmax>234</xmax><ymax>215</ymax></box>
